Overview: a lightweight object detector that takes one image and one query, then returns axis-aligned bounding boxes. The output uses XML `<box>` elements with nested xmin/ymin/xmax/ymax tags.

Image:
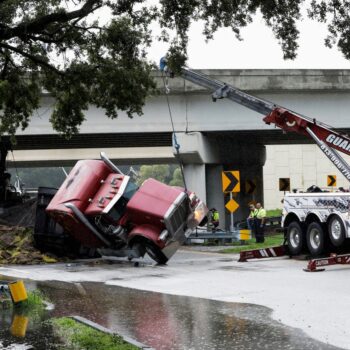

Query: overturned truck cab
<box><xmin>44</xmin><ymin>153</ymin><xmax>208</xmax><ymax>264</ymax></box>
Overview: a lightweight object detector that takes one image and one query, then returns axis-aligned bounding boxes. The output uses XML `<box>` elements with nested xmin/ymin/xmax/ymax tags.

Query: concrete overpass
<box><xmin>7</xmin><ymin>69</ymin><xmax>350</xmax><ymax>228</ymax></box>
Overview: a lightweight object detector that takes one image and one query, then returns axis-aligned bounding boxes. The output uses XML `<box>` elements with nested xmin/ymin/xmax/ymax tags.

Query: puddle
<box><xmin>39</xmin><ymin>281</ymin><xmax>344</xmax><ymax>350</ymax></box>
<box><xmin>0</xmin><ymin>276</ymin><xmax>345</xmax><ymax>350</ymax></box>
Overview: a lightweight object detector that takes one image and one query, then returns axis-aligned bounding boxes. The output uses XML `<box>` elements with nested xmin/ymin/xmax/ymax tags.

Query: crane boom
<box><xmin>181</xmin><ymin>67</ymin><xmax>275</xmax><ymax>115</ymax></box>
<box><xmin>176</xmin><ymin>66</ymin><xmax>350</xmax><ymax>183</ymax></box>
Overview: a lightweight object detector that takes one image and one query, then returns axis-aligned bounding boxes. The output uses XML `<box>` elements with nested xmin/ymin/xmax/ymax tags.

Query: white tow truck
<box><xmin>164</xmin><ymin>61</ymin><xmax>350</xmax><ymax>271</ymax></box>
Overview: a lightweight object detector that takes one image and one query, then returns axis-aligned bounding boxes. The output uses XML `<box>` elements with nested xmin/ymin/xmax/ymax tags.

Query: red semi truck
<box><xmin>45</xmin><ymin>152</ymin><xmax>208</xmax><ymax>264</ymax></box>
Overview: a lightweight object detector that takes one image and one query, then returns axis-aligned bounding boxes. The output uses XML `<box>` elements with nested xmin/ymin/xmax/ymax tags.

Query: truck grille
<box><xmin>164</xmin><ymin>193</ymin><xmax>189</xmax><ymax>238</ymax></box>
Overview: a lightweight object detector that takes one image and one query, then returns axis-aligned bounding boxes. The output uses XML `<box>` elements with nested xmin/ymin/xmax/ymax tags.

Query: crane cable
<box><xmin>161</xmin><ymin>71</ymin><xmax>188</xmax><ymax>192</ymax></box>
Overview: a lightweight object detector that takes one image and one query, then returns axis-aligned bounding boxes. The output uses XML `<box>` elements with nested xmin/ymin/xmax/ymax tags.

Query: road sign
<box><xmin>279</xmin><ymin>178</ymin><xmax>290</xmax><ymax>192</ymax></box>
<box><xmin>225</xmin><ymin>198</ymin><xmax>239</xmax><ymax>213</ymax></box>
<box><xmin>245</xmin><ymin>179</ymin><xmax>256</xmax><ymax>194</ymax></box>
<box><xmin>222</xmin><ymin>171</ymin><xmax>240</xmax><ymax>193</ymax></box>
<box><xmin>327</xmin><ymin>175</ymin><xmax>336</xmax><ymax>187</ymax></box>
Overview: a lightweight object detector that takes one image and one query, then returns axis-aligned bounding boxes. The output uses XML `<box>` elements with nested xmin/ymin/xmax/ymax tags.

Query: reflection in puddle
<box><xmin>0</xmin><ymin>276</ymin><xmax>345</xmax><ymax>350</ymax></box>
<box><xmin>0</xmin><ymin>309</ymin><xmax>58</xmax><ymax>350</ymax></box>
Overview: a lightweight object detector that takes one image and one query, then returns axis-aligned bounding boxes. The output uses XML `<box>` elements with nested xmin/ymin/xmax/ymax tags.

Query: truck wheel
<box><xmin>306</xmin><ymin>222</ymin><xmax>325</xmax><ymax>256</ymax></box>
<box><xmin>144</xmin><ymin>240</ymin><xmax>168</xmax><ymax>265</ymax></box>
<box><xmin>286</xmin><ymin>222</ymin><xmax>304</xmax><ymax>255</ymax></box>
<box><xmin>328</xmin><ymin>216</ymin><xmax>346</xmax><ymax>247</ymax></box>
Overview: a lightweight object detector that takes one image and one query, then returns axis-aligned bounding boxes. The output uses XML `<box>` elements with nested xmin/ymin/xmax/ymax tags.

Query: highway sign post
<box><xmin>222</xmin><ymin>170</ymin><xmax>240</xmax><ymax>232</ymax></box>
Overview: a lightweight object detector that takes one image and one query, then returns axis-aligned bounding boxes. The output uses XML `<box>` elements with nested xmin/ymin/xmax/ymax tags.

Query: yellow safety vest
<box><xmin>249</xmin><ymin>209</ymin><xmax>257</xmax><ymax>218</ymax></box>
<box><xmin>255</xmin><ymin>208</ymin><xmax>266</xmax><ymax>219</ymax></box>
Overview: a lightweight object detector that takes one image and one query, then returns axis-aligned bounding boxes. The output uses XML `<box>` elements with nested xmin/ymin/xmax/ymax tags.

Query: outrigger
<box><xmin>238</xmin><ymin>245</ymin><xmax>350</xmax><ymax>272</ymax></box>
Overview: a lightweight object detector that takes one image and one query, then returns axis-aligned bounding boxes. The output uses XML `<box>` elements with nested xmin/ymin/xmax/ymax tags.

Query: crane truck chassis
<box><xmin>164</xmin><ymin>62</ymin><xmax>350</xmax><ymax>271</ymax></box>
<box><xmin>238</xmin><ymin>191</ymin><xmax>350</xmax><ymax>271</ymax></box>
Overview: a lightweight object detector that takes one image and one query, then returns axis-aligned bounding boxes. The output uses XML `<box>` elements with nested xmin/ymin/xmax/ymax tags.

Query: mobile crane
<box><xmin>162</xmin><ymin>61</ymin><xmax>350</xmax><ymax>271</ymax></box>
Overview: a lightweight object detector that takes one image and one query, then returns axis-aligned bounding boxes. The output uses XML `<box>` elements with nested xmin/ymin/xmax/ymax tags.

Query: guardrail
<box><xmin>187</xmin><ymin>216</ymin><xmax>282</xmax><ymax>245</ymax></box>
<box><xmin>187</xmin><ymin>229</ymin><xmax>251</xmax><ymax>244</ymax></box>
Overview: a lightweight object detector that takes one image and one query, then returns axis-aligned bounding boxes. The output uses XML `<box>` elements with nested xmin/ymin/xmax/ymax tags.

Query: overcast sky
<box><xmin>147</xmin><ymin>8</ymin><xmax>350</xmax><ymax>70</ymax></box>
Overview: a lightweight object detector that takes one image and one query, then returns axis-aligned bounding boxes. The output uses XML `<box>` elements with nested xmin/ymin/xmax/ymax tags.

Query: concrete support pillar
<box><xmin>175</xmin><ymin>131</ymin><xmax>219</xmax><ymax>207</ymax></box>
<box><xmin>183</xmin><ymin>164</ymin><xmax>206</xmax><ymax>204</ymax></box>
<box><xmin>206</xmin><ymin>164</ymin><xmax>225</xmax><ymax>230</ymax></box>
<box><xmin>175</xmin><ymin>132</ymin><xmax>266</xmax><ymax>230</ymax></box>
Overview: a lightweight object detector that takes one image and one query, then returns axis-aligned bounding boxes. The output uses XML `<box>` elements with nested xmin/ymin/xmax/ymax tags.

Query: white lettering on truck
<box><xmin>326</xmin><ymin>134</ymin><xmax>350</xmax><ymax>152</ymax></box>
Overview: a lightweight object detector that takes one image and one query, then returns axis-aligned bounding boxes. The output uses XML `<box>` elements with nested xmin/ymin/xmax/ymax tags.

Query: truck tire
<box><xmin>144</xmin><ymin>240</ymin><xmax>168</xmax><ymax>265</ymax></box>
<box><xmin>328</xmin><ymin>216</ymin><xmax>346</xmax><ymax>247</ymax></box>
<box><xmin>286</xmin><ymin>221</ymin><xmax>304</xmax><ymax>255</ymax></box>
<box><xmin>306</xmin><ymin>222</ymin><xmax>325</xmax><ymax>256</ymax></box>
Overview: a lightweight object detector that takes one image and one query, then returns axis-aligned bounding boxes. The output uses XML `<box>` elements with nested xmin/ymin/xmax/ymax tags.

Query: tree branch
<box><xmin>0</xmin><ymin>0</ymin><xmax>103</xmax><ymax>41</ymax></box>
<box><xmin>0</xmin><ymin>42</ymin><xmax>64</xmax><ymax>75</ymax></box>
<box><xmin>0</xmin><ymin>52</ymin><xmax>9</xmax><ymax>79</ymax></box>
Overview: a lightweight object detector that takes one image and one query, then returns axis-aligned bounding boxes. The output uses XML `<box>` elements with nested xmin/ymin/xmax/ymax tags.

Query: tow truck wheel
<box><xmin>286</xmin><ymin>221</ymin><xmax>304</xmax><ymax>255</ymax></box>
<box><xmin>306</xmin><ymin>222</ymin><xmax>325</xmax><ymax>256</ymax></box>
<box><xmin>144</xmin><ymin>240</ymin><xmax>168</xmax><ymax>265</ymax></box>
<box><xmin>328</xmin><ymin>216</ymin><xmax>346</xmax><ymax>247</ymax></box>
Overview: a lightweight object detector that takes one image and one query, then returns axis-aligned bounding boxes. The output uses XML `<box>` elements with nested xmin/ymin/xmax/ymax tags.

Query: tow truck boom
<box><xmin>179</xmin><ymin>67</ymin><xmax>350</xmax><ymax>183</ymax></box>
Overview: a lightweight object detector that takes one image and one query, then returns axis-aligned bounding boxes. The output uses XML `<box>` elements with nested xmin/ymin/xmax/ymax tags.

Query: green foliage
<box><xmin>16</xmin><ymin>290</ymin><xmax>46</xmax><ymax>311</ymax></box>
<box><xmin>53</xmin><ymin>317</ymin><xmax>138</xmax><ymax>350</ymax></box>
<box><xmin>266</xmin><ymin>208</ymin><xmax>282</xmax><ymax>217</ymax></box>
<box><xmin>137</xmin><ymin>164</ymin><xmax>183</xmax><ymax>186</ymax></box>
<box><xmin>0</xmin><ymin>1</ymin><xmax>348</xmax><ymax>137</ymax></box>
<box><xmin>13</xmin><ymin>290</ymin><xmax>48</xmax><ymax>322</ymax></box>
<box><xmin>165</xmin><ymin>44</ymin><xmax>188</xmax><ymax>75</ymax></box>
<box><xmin>137</xmin><ymin>164</ymin><xmax>170</xmax><ymax>185</ymax></box>
<box><xmin>309</xmin><ymin>1</ymin><xmax>350</xmax><ymax>60</ymax></box>
<box><xmin>169</xmin><ymin>167</ymin><xmax>184</xmax><ymax>187</ymax></box>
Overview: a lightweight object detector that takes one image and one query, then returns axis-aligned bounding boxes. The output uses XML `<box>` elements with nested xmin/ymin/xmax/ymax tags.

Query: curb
<box><xmin>70</xmin><ymin>315</ymin><xmax>154</xmax><ymax>350</ymax></box>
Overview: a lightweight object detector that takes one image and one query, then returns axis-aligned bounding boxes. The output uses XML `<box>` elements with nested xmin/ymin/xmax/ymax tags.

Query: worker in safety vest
<box><xmin>210</xmin><ymin>208</ymin><xmax>220</xmax><ymax>232</ymax></box>
<box><xmin>247</xmin><ymin>204</ymin><xmax>256</xmax><ymax>230</ymax></box>
<box><xmin>254</xmin><ymin>203</ymin><xmax>266</xmax><ymax>243</ymax></box>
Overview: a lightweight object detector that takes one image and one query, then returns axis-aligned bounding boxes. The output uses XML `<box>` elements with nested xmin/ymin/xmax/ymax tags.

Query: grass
<box><xmin>52</xmin><ymin>317</ymin><xmax>139</xmax><ymax>350</ymax></box>
<box><xmin>266</xmin><ymin>209</ymin><xmax>282</xmax><ymax>217</ymax></box>
<box><xmin>220</xmin><ymin>234</ymin><xmax>285</xmax><ymax>254</ymax></box>
<box><xmin>15</xmin><ymin>289</ymin><xmax>46</xmax><ymax>312</ymax></box>
<box><xmin>12</xmin><ymin>290</ymin><xmax>48</xmax><ymax>324</ymax></box>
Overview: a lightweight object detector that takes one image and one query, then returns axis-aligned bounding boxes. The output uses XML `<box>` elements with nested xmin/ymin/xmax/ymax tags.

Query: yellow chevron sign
<box><xmin>222</xmin><ymin>171</ymin><xmax>240</xmax><ymax>193</ymax></box>
<box><xmin>279</xmin><ymin>178</ymin><xmax>290</xmax><ymax>192</ymax></box>
<box><xmin>327</xmin><ymin>175</ymin><xmax>336</xmax><ymax>187</ymax></box>
<box><xmin>245</xmin><ymin>179</ymin><xmax>257</xmax><ymax>194</ymax></box>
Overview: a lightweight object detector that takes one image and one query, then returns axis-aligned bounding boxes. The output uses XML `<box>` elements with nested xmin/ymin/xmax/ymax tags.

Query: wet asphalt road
<box><xmin>0</xmin><ymin>277</ymin><xmax>345</xmax><ymax>350</ymax></box>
